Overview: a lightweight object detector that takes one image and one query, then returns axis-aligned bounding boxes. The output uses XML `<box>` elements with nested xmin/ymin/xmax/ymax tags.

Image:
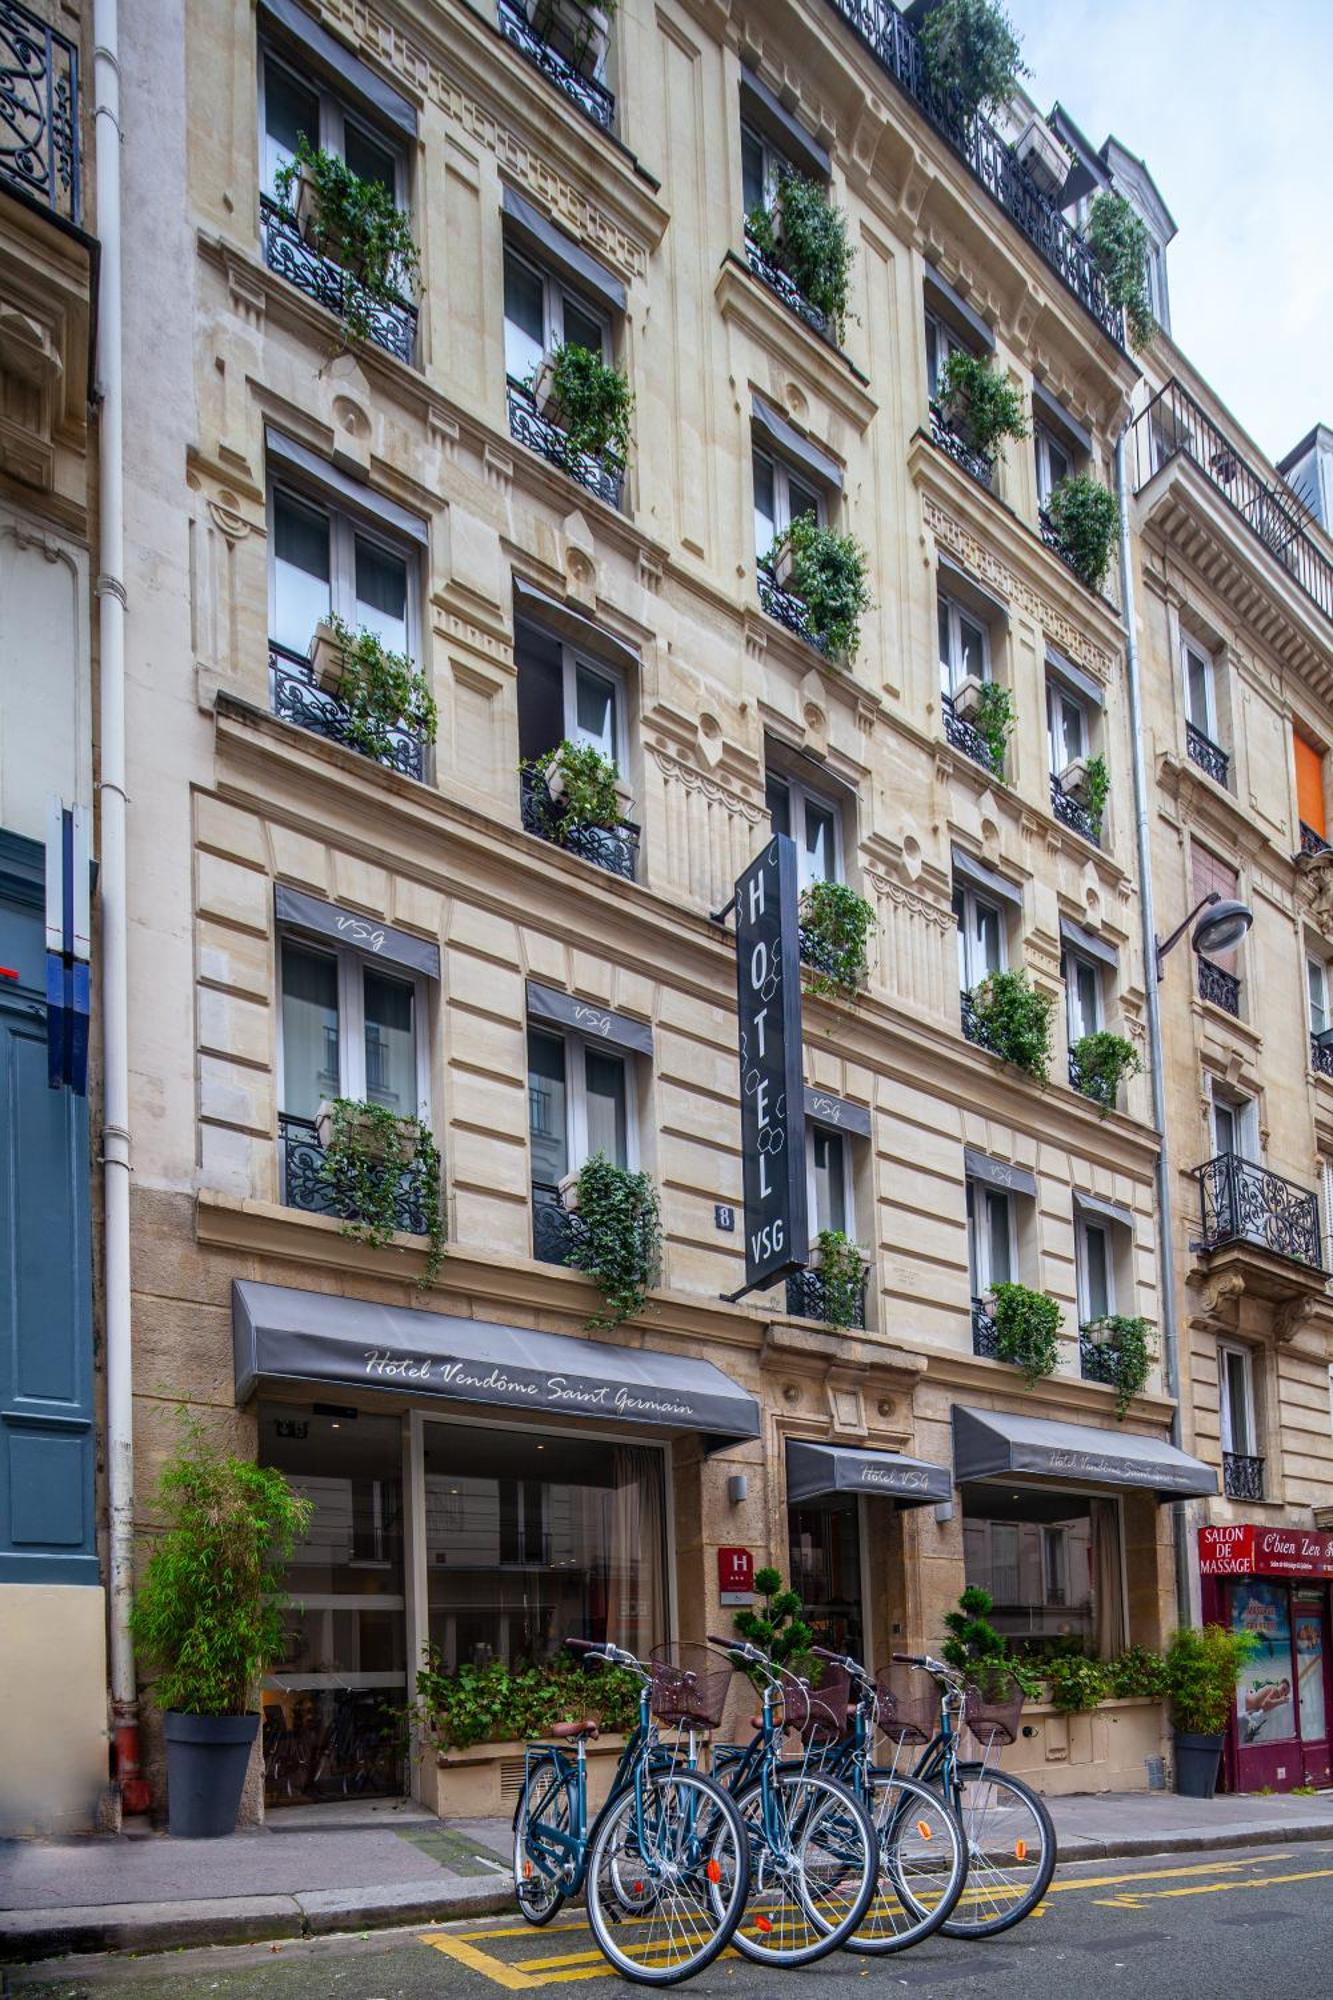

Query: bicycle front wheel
<box><xmin>941</xmin><ymin>1763</ymin><xmax>1056</xmax><ymax>1937</ymax></box>
<box><xmin>845</xmin><ymin>1768</ymin><xmax>966</xmax><ymax>1954</ymax></box>
<box><xmin>512</xmin><ymin>1753</ymin><xmax>571</xmax><ymax>1926</ymax></box>
<box><xmin>586</xmin><ymin>1767</ymin><xmax>749</xmax><ymax>1986</ymax></box>
<box><xmin>728</xmin><ymin>1769</ymin><xmax>877</xmax><ymax>1966</ymax></box>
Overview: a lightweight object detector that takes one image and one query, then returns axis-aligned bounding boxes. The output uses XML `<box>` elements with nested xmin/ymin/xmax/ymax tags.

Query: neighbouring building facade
<box><xmin>106</xmin><ymin>0</ymin><xmax>1225</xmax><ymax>1821</ymax></box>
<box><xmin>0</xmin><ymin>0</ymin><xmax>105</xmax><ymax>1835</ymax></box>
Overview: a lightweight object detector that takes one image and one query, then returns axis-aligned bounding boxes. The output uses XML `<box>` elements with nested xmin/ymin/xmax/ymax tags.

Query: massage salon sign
<box><xmin>1198</xmin><ymin>1524</ymin><xmax>1333</xmax><ymax>1578</ymax></box>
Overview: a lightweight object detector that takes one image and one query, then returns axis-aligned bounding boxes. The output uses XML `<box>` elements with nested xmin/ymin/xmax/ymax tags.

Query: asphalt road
<box><xmin>8</xmin><ymin>1843</ymin><xmax>1333</xmax><ymax>2000</ymax></box>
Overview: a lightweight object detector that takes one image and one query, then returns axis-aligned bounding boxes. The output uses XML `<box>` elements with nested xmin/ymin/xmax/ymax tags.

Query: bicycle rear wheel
<box><xmin>941</xmin><ymin>1763</ymin><xmax>1056</xmax><ymax>1937</ymax></box>
<box><xmin>512</xmin><ymin>1753</ymin><xmax>571</xmax><ymax>1926</ymax></box>
<box><xmin>846</xmin><ymin>1768</ymin><xmax>966</xmax><ymax>1954</ymax></box>
<box><xmin>728</xmin><ymin>1769</ymin><xmax>877</xmax><ymax>1966</ymax></box>
<box><xmin>586</xmin><ymin>1767</ymin><xmax>749</xmax><ymax>1985</ymax></box>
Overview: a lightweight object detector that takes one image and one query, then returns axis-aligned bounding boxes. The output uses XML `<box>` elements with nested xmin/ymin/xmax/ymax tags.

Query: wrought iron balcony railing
<box><xmin>929</xmin><ymin>402</ymin><xmax>994</xmax><ymax>491</ymax></box>
<box><xmin>786</xmin><ymin>1263</ymin><xmax>868</xmax><ymax>1328</ymax></box>
<box><xmin>497</xmin><ymin>0</ymin><xmax>615</xmax><ymax>132</ymax></box>
<box><xmin>1185</xmin><ymin>720</ymin><xmax>1229</xmax><ymax>787</ymax></box>
<box><xmin>269</xmin><ymin>642</ymin><xmax>426</xmax><ymax>780</ymax></box>
<box><xmin>1311</xmin><ymin>1032</ymin><xmax>1333</xmax><ymax>1081</ymax></box>
<box><xmin>1078</xmin><ymin>1325</ymin><xmax>1122</xmax><ymax>1388</ymax></box>
<box><xmin>1300</xmin><ymin>821</ymin><xmax>1331</xmax><ymax>858</ymax></box>
<box><xmin>960</xmin><ymin>986</ymin><xmax>1001</xmax><ymax>1056</ymax></box>
<box><xmin>743</xmin><ymin>225</ymin><xmax>832</xmax><ymax>341</ymax></box>
<box><xmin>971</xmin><ymin>1297</ymin><xmax>999</xmax><ymax>1359</ymax></box>
<box><xmin>941</xmin><ymin>692</ymin><xmax>999</xmax><ymax>775</ymax></box>
<box><xmin>279</xmin><ymin>1112</ymin><xmax>435</xmax><ymax>1236</ymax></box>
<box><xmin>820</xmin><ymin>0</ymin><xmax>1121</xmax><ymax>346</ymax></box>
<box><xmin>757</xmin><ymin>557</ymin><xmax>832</xmax><ymax>657</ymax></box>
<box><xmin>1038</xmin><ymin>508</ymin><xmax>1115</xmax><ymax>601</ymax></box>
<box><xmin>1049</xmin><ymin>771</ymin><xmax>1100</xmax><ymax>845</ymax></box>
<box><xmin>1196</xmin><ymin>954</ymin><xmax>1240</xmax><ymax>1016</ymax></box>
<box><xmin>520</xmin><ymin>766</ymin><xmax>639</xmax><ymax>881</ymax></box>
<box><xmin>1222</xmin><ymin>1451</ymin><xmax>1266</xmax><ymax>1502</ymax></box>
<box><xmin>1193</xmin><ymin>1152</ymin><xmax>1323</xmax><ymax>1271</ymax></box>
<box><xmin>533</xmin><ymin>1180</ymin><xmax>583</xmax><ymax>1267</ymax></box>
<box><xmin>1131</xmin><ymin>379</ymin><xmax>1333</xmax><ymax>634</ymax></box>
<box><xmin>506</xmin><ymin>377</ymin><xmax>625</xmax><ymax>509</ymax></box>
<box><xmin>0</xmin><ymin>0</ymin><xmax>79</xmax><ymax>224</ymax></box>
<box><xmin>259</xmin><ymin>196</ymin><xmax>417</xmax><ymax>364</ymax></box>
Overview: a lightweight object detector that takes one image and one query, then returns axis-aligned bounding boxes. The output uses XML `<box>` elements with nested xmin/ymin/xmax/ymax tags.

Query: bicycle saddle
<box><xmin>549</xmin><ymin>1718</ymin><xmax>600</xmax><ymax>1739</ymax></box>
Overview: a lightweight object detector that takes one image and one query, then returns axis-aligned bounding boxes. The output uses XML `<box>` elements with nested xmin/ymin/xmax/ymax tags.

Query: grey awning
<box><xmin>1046</xmin><ymin>647</ymin><xmax>1105</xmax><ymax>710</ymax></box>
<box><xmin>804</xmin><ymin>1085</ymin><xmax>871</xmax><ymax>1139</ymax></box>
<box><xmin>786</xmin><ymin>1439</ymin><xmax>952</xmax><ymax>1509</ymax></box>
<box><xmin>512</xmin><ymin>578</ymin><xmax>640</xmax><ymax>676</ymax></box>
<box><xmin>260</xmin><ymin>0</ymin><xmax>417</xmax><ymax>135</ymax></box>
<box><xmin>964</xmin><ymin>1147</ymin><xmax>1037</xmax><ymax>1199</ymax></box>
<box><xmin>952</xmin><ymin>1404</ymin><xmax>1218</xmax><ymax>1499</ymax></box>
<box><xmin>739</xmin><ymin>66</ymin><xmax>830</xmax><ymax>180</ymax></box>
<box><xmin>923</xmin><ymin>264</ymin><xmax>995</xmax><ymax>354</ymax></box>
<box><xmin>951</xmin><ymin>845</ymin><xmax>1023</xmax><ymax>910</ymax></box>
<box><xmin>752</xmin><ymin>394</ymin><xmax>843</xmax><ymax>492</ymax></box>
<box><xmin>527</xmin><ymin>980</ymin><xmax>653</xmax><ymax>1057</ymax></box>
<box><xmin>1032</xmin><ymin>379</ymin><xmax>1093</xmax><ymax>458</ymax></box>
<box><xmin>1074</xmin><ymin>1189</ymin><xmax>1135</xmax><ymax>1232</ymax></box>
<box><xmin>1059</xmin><ymin>914</ymin><xmax>1118</xmax><ymax>969</ymax></box>
<box><xmin>502</xmin><ymin>185</ymin><xmax>626</xmax><ymax>314</ymax></box>
<box><xmin>233</xmin><ymin>1281</ymin><xmax>759</xmax><ymax>1453</ymax></box>
<box><xmin>265</xmin><ymin>427</ymin><xmax>429</xmax><ymax>544</ymax></box>
<box><xmin>276</xmin><ymin>885</ymin><xmax>440</xmax><ymax>980</ymax></box>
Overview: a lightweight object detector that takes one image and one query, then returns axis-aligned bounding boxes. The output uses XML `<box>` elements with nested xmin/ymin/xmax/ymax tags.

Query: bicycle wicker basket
<box><xmin>872</xmin><ymin>1670</ymin><xmax>937</xmax><ymax>1746</ymax></box>
<box><xmin>798</xmin><ymin>1663</ymin><xmax>851</xmax><ymax>1746</ymax></box>
<box><xmin>964</xmin><ymin>1672</ymin><xmax>1026</xmax><ymax>1749</ymax></box>
<box><xmin>649</xmin><ymin>1644</ymin><xmax>733</xmax><ymax>1729</ymax></box>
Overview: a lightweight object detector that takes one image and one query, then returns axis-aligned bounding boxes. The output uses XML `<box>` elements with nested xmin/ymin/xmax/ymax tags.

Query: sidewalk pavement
<box><xmin>4</xmin><ymin>1788</ymin><xmax>1333</xmax><ymax>1966</ymax></box>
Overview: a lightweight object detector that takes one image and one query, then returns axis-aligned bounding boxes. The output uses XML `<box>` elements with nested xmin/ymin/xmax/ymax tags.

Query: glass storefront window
<box><xmin>259</xmin><ymin>1406</ymin><xmax>406</xmax><ymax>1805</ymax></box>
<box><xmin>962</xmin><ymin>1485</ymin><xmax>1126</xmax><ymax>1658</ymax></box>
<box><xmin>788</xmin><ymin>1496</ymin><xmax>862</xmax><ymax>1660</ymax></box>
<box><xmin>424</xmin><ymin>1426</ymin><xmax>667</xmax><ymax>1669</ymax></box>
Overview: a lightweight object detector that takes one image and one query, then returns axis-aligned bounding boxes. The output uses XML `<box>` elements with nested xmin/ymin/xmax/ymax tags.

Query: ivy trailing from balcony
<box><xmin>747</xmin><ymin>171</ymin><xmax>855</xmax><ymax>340</ymax></box>
<box><xmin>991</xmin><ymin>1281</ymin><xmax>1061</xmax><ymax>1386</ymax></box>
<box><xmin>799</xmin><ymin>879</ymin><xmax>876</xmax><ymax>997</ymax></box>
<box><xmin>523</xmin><ymin>739</ymin><xmax>626</xmax><ymax>831</ymax></box>
<box><xmin>1083</xmin><ymin>1314</ymin><xmax>1155</xmax><ymax>1419</ymax></box>
<box><xmin>1085</xmin><ymin>191</ymin><xmax>1156</xmax><ymax>351</ymax></box>
<box><xmin>541</xmin><ymin>341</ymin><xmax>634</xmax><ymax>465</ymax></box>
<box><xmin>1070</xmin><ymin>1028</ymin><xmax>1141</xmax><ymax>1115</ymax></box>
<box><xmin>1045</xmin><ymin>473</ymin><xmax>1119</xmax><ymax>592</ymax></box>
<box><xmin>567</xmin><ymin>1152</ymin><xmax>662</xmax><ymax>1330</ymax></box>
<box><xmin>813</xmin><ymin>1229</ymin><xmax>866</xmax><ymax>1330</ymax></box>
<box><xmin>317</xmin><ymin>1097</ymin><xmax>445</xmax><ymax>1286</ymax></box>
<box><xmin>771</xmin><ymin>515</ymin><xmax>873</xmax><ymax>660</ymax></box>
<box><xmin>969</xmin><ymin>969</ymin><xmax>1054</xmax><ymax>1080</ymax></box>
<box><xmin>1081</xmin><ymin>753</ymin><xmax>1110</xmax><ymax>837</ymax></box>
<box><xmin>324</xmin><ymin>617</ymin><xmax>437</xmax><ymax>761</ymax></box>
<box><xmin>274</xmin><ymin>135</ymin><xmax>420</xmax><ymax>344</ymax></box>
<box><xmin>974</xmin><ymin>680</ymin><xmax>1015</xmax><ymax>776</ymax></box>
<box><xmin>919</xmin><ymin>0</ymin><xmax>1030</xmax><ymax>120</ymax></box>
<box><xmin>938</xmin><ymin>350</ymin><xmax>1029</xmax><ymax>456</ymax></box>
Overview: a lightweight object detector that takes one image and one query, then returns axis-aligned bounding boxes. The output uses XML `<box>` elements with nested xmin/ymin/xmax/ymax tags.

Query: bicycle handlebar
<box><xmin>565</xmin><ymin>1638</ymin><xmax>649</xmax><ymax>1677</ymax></box>
<box><xmin>892</xmin><ymin>1652</ymin><xmax>963</xmax><ymax>1686</ymax></box>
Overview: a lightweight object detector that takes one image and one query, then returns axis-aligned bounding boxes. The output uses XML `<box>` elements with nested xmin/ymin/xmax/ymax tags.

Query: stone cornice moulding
<box><xmin>714</xmin><ymin>255</ymin><xmax>878</xmax><ymax>434</ymax></box>
<box><xmin>645</xmin><ymin>742</ymin><xmax>767</xmax><ymax>825</ymax></box>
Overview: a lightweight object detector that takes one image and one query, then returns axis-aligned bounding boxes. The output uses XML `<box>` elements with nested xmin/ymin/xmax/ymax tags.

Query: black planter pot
<box><xmin>163</xmin><ymin>1711</ymin><xmax>259</xmax><ymax>1837</ymax></box>
<box><xmin>1173</xmin><ymin>1729</ymin><xmax>1224</xmax><ymax>1799</ymax></box>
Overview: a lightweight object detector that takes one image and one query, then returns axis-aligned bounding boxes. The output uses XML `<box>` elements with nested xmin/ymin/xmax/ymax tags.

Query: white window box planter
<box><xmin>951</xmin><ymin>674</ymin><xmax>987</xmax><ymax>722</ymax></box>
<box><xmin>544</xmin><ymin>749</ymin><xmax>633</xmax><ymax>817</ymax></box>
<box><xmin>529</xmin><ymin>0</ymin><xmax>610</xmax><ymax>78</ymax></box>
<box><xmin>1060</xmin><ymin>758</ymin><xmax>1096</xmax><ymax>805</ymax></box>
<box><xmin>557</xmin><ymin>1167</ymin><xmax>583</xmax><ymax>1213</ymax></box>
<box><xmin>1015</xmin><ymin>116</ymin><xmax>1069</xmax><ymax>198</ymax></box>
<box><xmin>308</xmin><ymin>619</ymin><xmax>347</xmax><ymax>695</ymax></box>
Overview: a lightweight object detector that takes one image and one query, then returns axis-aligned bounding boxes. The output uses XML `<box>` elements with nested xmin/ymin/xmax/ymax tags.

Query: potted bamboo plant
<box><xmin>131</xmin><ymin>1422</ymin><xmax>312</xmax><ymax>1838</ymax></box>
<box><xmin>1166</xmin><ymin>1623</ymin><xmax>1258</xmax><ymax>1799</ymax></box>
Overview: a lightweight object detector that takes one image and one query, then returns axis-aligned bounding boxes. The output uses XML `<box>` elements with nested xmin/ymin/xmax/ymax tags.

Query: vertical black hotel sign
<box><xmin>734</xmin><ymin>834</ymin><xmax>809</xmax><ymax>1291</ymax></box>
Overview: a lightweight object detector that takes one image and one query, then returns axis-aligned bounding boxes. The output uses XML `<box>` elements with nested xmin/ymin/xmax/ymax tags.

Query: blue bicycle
<box><xmin>512</xmin><ymin>1640</ymin><xmax>750</xmax><ymax>1985</ymax></box>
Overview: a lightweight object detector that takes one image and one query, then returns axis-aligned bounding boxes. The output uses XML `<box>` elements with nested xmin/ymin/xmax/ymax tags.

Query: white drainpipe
<box><xmin>93</xmin><ymin>0</ymin><xmax>146</xmax><ymax>1809</ymax></box>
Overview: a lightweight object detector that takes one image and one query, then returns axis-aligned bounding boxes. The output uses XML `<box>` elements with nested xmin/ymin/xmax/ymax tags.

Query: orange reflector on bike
<box><xmin>634</xmin><ymin>1881</ymin><xmax>645</xmax><ymax>1895</ymax></box>
<box><xmin>523</xmin><ymin>1862</ymin><xmax>533</xmax><ymax>1878</ymax></box>
<box><xmin>755</xmin><ymin>1915</ymin><xmax>773</xmax><ymax>1933</ymax></box>
<box><xmin>916</xmin><ymin>1821</ymin><xmax>933</xmax><ymax>1841</ymax></box>
<box><xmin>706</xmin><ymin>1859</ymin><xmax>723</xmax><ymax>1884</ymax></box>
<box><xmin>1015</xmin><ymin>1840</ymin><xmax>1028</xmax><ymax>1862</ymax></box>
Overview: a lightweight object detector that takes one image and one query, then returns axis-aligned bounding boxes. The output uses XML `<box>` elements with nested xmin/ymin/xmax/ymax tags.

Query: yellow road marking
<box><xmin>420</xmin><ymin>1932</ymin><xmax>546</xmax><ymax>1990</ymax></box>
<box><xmin>1092</xmin><ymin>1864</ymin><xmax>1333</xmax><ymax>1911</ymax></box>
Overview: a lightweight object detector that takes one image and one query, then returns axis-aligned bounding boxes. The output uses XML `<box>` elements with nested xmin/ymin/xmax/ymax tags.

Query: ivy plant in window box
<box><xmin>315</xmin><ymin>1095</ymin><xmax>446</xmax><ymax>1285</ymax></box>
<box><xmin>799</xmin><ymin>879</ymin><xmax>876</xmax><ymax>997</ymax></box>
<box><xmin>1045</xmin><ymin>474</ymin><xmax>1119</xmax><ymax>593</ymax></box>
<box><xmin>531</xmin><ymin>342</ymin><xmax>633</xmax><ymax>467</ymax></box>
<box><xmin>991</xmin><ymin>1280</ymin><xmax>1062</xmax><ymax>1386</ymax></box>
<box><xmin>937</xmin><ymin>350</ymin><xmax>1029</xmax><ymax>458</ymax></box>
<box><xmin>566</xmin><ymin>1152</ymin><xmax>662</xmax><ymax>1331</ymax></box>
<box><xmin>811</xmin><ymin>1228</ymin><xmax>869</xmax><ymax>1330</ymax></box>
<box><xmin>523</xmin><ymin>738</ymin><xmax>630</xmax><ymax>833</ymax></box>
<box><xmin>747</xmin><ymin>170</ymin><xmax>855</xmax><ymax>341</ymax></box>
<box><xmin>309</xmin><ymin>617</ymin><xmax>438</xmax><ymax>762</ymax></box>
<box><xmin>1069</xmin><ymin>1028</ymin><xmax>1141</xmax><ymax>1115</ymax></box>
<box><xmin>968</xmin><ymin>968</ymin><xmax>1054</xmax><ymax>1080</ymax></box>
<box><xmin>919</xmin><ymin>0</ymin><xmax>1030</xmax><ymax>121</ymax></box>
<box><xmin>274</xmin><ymin>135</ymin><xmax>420</xmax><ymax>344</ymax></box>
<box><xmin>768</xmin><ymin>515</ymin><xmax>873</xmax><ymax>661</ymax></box>
<box><xmin>1085</xmin><ymin>190</ymin><xmax>1156</xmax><ymax>352</ymax></box>
<box><xmin>1083</xmin><ymin>1314</ymin><xmax>1155</xmax><ymax>1418</ymax></box>
<box><xmin>973</xmin><ymin>680</ymin><xmax>1015</xmax><ymax>776</ymax></box>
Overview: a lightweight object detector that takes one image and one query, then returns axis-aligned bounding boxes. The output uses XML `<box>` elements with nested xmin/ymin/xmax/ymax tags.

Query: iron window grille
<box><xmin>929</xmin><ymin>401</ymin><xmax>995</xmax><ymax>490</ymax></box>
<box><xmin>520</xmin><ymin>765</ymin><xmax>639</xmax><ymax>881</ymax></box>
<box><xmin>1222</xmin><ymin>1451</ymin><xmax>1265</xmax><ymax>1502</ymax></box>
<box><xmin>742</xmin><ymin>224</ymin><xmax>833</xmax><ymax>342</ymax></box>
<box><xmin>1185</xmin><ymin>720</ymin><xmax>1229</xmax><ymax>787</ymax></box>
<box><xmin>278</xmin><ymin>1111</ymin><xmax>434</xmax><ymax>1237</ymax></box>
<box><xmin>0</xmin><ymin>0</ymin><xmax>79</xmax><ymax>224</ymax></box>
<box><xmin>971</xmin><ymin>1296</ymin><xmax>1000</xmax><ymax>1358</ymax></box>
<box><xmin>268</xmin><ymin>642</ymin><xmax>426</xmax><ymax>780</ymax></box>
<box><xmin>259</xmin><ymin>196</ymin><xmax>417</xmax><ymax>364</ymax></box>
<box><xmin>941</xmin><ymin>693</ymin><xmax>999</xmax><ymax>774</ymax></box>
<box><xmin>1196</xmin><ymin>954</ymin><xmax>1240</xmax><ymax>1016</ymax></box>
<box><xmin>497</xmin><ymin>0</ymin><xmax>615</xmax><ymax>133</ymax></box>
<box><xmin>1049</xmin><ymin>770</ymin><xmax>1100</xmax><ymax>845</ymax></box>
<box><xmin>506</xmin><ymin>376</ymin><xmax>625</xmax><ymax>510</ymax></box>
<box><xmin>786</xmin><ymin>1263</ymin><xmax>868</xmax><ymax>1328</ymax></box>
<box><xmin>1193</xmin><ymin>1153</ymin><xmax>1323</xmax><ymax>1270</ymax></box>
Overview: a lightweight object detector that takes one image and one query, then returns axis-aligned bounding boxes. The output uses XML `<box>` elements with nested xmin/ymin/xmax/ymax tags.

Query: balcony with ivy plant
<box><xmin>497</xmin><ymin>0</ymin><xmax>616</xmax><ymax>133</ymax></box>
<box><xmin>976</xmin><ymin>1282</ymin><xmax>1062</xmax><ymax>1385</ymax></box>
<box><xmin>267</xmin><ymin>137</ymin><xmax>420</xmax><ymax>363</ymax></box>
<box><xmin>280</xmin><ymin>1100</ymin><xmax>444</xmax><ymax>1285</ymax></box>
<box><xmin>930</xmin><ymin>350</ymin><xmax>1029</xmax><ymax>494</ymax></box>
<box><xmin>758</xmin><ymin>517</ymin><xmax>872</xmax><ymax>663</ymax></box>
<box><xmin>1068</xmin><ymin>1029</ymin><xmax>1141</xmax><ymax>1115</ymax></box>
<box><xmin>1049</xmin><ymin>752</ymin><xmax>1109</xmax><ymax>846</ymax></box>
<box><xmin>519</xmin><ymin>739</ymin><xmax>639</xmax><ymax>881</ymax></box>
<box><xmin>270</xmin><ymin>620</ymin><xmax>436</xmax><ymax>779</ymax></box>
<box><xmin>961</xmin><ymin>969</ymin><xmax>1054</xmax><ymax>1081</ymax></box>
<box><xmin>508</xmin><ymin>341</ymin><xmax>632</xmax><ymax>509</ymax></box>
<box><xmin>1084</xmin><ymin>192</ymin><xmax>1156</xmax><ymax>353</ymax></box>
<box><xmin>942</xmin><ymin>678</ymin><xmax>1012</xmax><ymax>781</ymax></box>
<box><xmin>787</xmin><ymin>1230</ymin><xmax>868</xmax><ymax>1329</ymax></box>
<box><xmin>1079</xmin><ymin>1316</ymin><xmax>1154</xmax><ymax>1419</ymax></box>
<box><xmin>798</xmin><ymin>879</ymin><xmax>876</xmax><ymax>997</ymax></box>
<box><xmin>538</xmin><ymin>1153</ymin><xmax>662</xmax><ymax>1331</ymax></box>
<box><xmin>1040</xmin><ymin>474</ymin><xmax>1119</xmax><ymax>599</ymax></box>
<box><xmin>744</xmin><ymin>170</ymin><xmax>854</xmax><ymax>347</ymax></box>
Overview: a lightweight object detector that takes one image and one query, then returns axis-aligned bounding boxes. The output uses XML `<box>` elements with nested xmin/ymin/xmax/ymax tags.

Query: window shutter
<box><xmin>1191</xmin><ymin>844</ymin><xmax>1241</xmax><ymax>967</ymax></box>
<box><xmin>1294</xmin><ymin>731</ymin><xmax>1326</xmax><ymax>839</ymax></box>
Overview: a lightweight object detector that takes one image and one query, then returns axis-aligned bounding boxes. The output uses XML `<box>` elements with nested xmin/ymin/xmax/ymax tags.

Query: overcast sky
<box><xmin>1007</xmin><ymin>0</ymin><xmax>1332</xmax><ymax>468</ymax></box>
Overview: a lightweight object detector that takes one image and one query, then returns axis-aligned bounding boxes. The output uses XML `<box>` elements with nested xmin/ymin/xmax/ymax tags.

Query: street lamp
<box><xmin>1154</xmin><ymin>889</ymin><xmax>1253</xmax><ymax>982</ymax></box>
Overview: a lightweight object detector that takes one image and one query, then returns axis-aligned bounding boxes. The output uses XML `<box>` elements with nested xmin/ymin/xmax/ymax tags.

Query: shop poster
<box><xmin>1232</xmin><ymin>1582</ymin><xmax>1296</xmax><ymax>1744</ymax></box>
<box><xmin>1294</xmin><ymin>1605</ymin><xmax>1327</xmax><ymax>1745</ymax></box>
